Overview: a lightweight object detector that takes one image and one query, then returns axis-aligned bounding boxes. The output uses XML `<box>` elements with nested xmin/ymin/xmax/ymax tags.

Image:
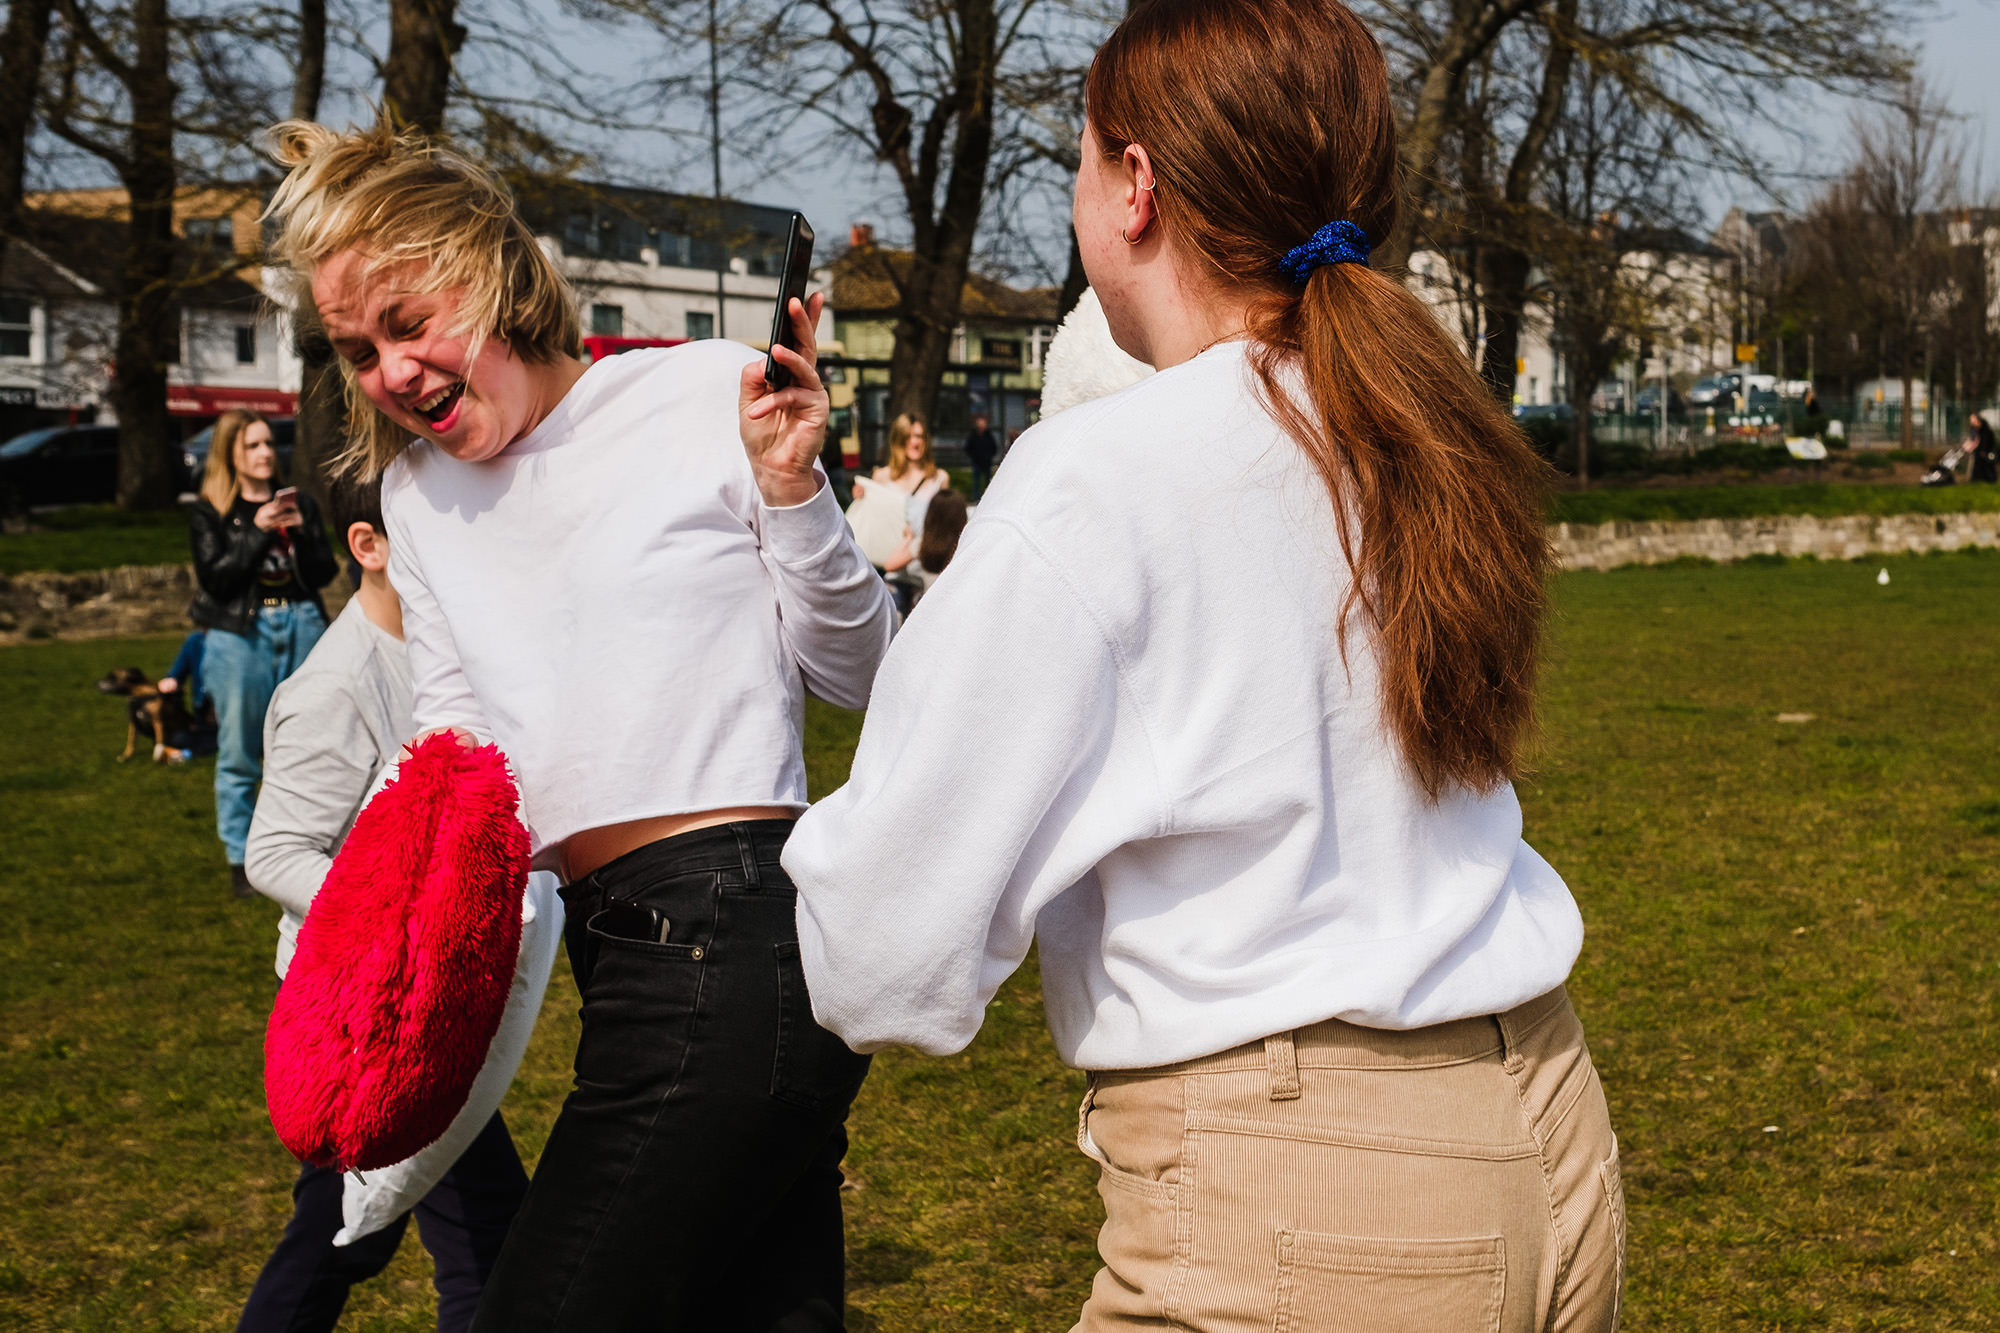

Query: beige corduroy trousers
<box><xmin>1071</xmin><ymin>987</ymin><xmax>1624</xmax><ymax>1333</ymax></box>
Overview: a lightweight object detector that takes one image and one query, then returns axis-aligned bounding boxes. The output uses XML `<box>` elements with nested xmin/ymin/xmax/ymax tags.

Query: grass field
<box><xmin>3</xmin><ymin>550</ymin><xmax>1998</xmax><ymax>1329</ymax></box>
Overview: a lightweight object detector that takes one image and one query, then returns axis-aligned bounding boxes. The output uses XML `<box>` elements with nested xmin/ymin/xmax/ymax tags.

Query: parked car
<box><xmin>1592</xmin><ymin>380</ymin><xmax>1632</xmax><ymax>414</ymax></box>
<box><xmin>1634</xmin><ymin>386</ymin><xmax>1685</xmax><ymax>414</ymax></box>
<box><xmin>1687</xmin><ymin>373</ymin><xmax>1739</xmax><ymax>407</ymax></box>
<box><xmin>1512</xmin><ymin>402</ymin><xmax>1574</xmax><ymax>421</ymax></box>
<box><xmin>182</xmin><ymin>417</ymin><xmax>297</xmax><ymax>491</ymax></box>
<box><xmin>0</xmin><ymin>423</ymin><xmax>122</xmax><ymax>511</ymax></box>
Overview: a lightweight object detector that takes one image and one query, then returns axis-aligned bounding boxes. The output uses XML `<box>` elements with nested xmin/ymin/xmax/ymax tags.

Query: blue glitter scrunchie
<box><xmin>1278</xmin><ymin>219</ymin><xmax>1372</xmax><ymax>285</ymax></box>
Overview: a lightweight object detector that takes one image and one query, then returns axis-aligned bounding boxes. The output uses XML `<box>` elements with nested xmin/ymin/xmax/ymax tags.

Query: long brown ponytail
<box><xmin>1089</xmin><ymin>0</ymin><xmax>1552</xmax><ymax>799</ymax></box>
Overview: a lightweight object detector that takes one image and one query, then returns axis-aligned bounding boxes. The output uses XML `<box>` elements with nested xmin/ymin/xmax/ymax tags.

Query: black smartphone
<box><xmin>763</xmin><ymin>212</ymin><xmax>816</xmax><ymax>391</ymax></box>
<box><xmin>592</xmin><ymin>899</ymin><xmax>671</xmax><ymax>944</ymax></box>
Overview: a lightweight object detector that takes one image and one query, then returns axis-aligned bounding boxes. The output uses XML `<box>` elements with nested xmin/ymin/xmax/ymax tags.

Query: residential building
<box><xmin>511</xmin><ymin>180</ymin><xmax>831</xmax><ymax>352</ymax></box>
<box><xmin>829</xmin><ymin>228</ymin><xmax>1058</xmax><ymax>467</ymax></box>
<box><xmin>1</xmin><ymin>188</ymin><xmax>297</xmax><ymax>441</ymax></box>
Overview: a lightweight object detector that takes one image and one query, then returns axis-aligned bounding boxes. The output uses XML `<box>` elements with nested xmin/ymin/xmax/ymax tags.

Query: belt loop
<box><xmin>1494</xmin><ymin>1011</ymin><xmax>1524</xmax><ymax>1074</ymax></box>
<box><xmin>1265</xmin><ymin>1031</ymin><xmax>1301</xmax><ymax>1101</ymax></box>
<box><xmin>731</xmin><ymin>823</ymin><xmax>762</xmax><ymax>887</ymax></box>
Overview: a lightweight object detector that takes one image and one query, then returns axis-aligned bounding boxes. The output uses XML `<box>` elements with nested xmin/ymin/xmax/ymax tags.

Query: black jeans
<box><xmin>470</xmin><ymin>820</ymin><xmax>871</xmax><ymax>1333</ymax></box>
<box><xmin>237</xmin><ymin>1112</ymin><xmax>527</xmax><ymax>1333</ymax></box>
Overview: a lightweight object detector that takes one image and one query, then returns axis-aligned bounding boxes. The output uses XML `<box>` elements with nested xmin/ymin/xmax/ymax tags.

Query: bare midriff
<box><xmin>558</xmin><ymin>807</ymin><xmax>796</xmax><ymax>883</ymax></box>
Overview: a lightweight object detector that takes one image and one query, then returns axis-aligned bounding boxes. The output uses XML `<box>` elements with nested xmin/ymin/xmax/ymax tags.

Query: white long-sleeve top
<box><xmin>245</xmin><ymin>597</ymin><xmax>413</xmax><ymax>976</ymax></box>
<box><xmin>783</xmin><ymin>342</ymin><xmax>1583</xmax><ymax>1070</ymax></box>
<box><xmin>382</xmin><ymin>339</ymin><xmax>897</xmax><ymax>869</ymax></box>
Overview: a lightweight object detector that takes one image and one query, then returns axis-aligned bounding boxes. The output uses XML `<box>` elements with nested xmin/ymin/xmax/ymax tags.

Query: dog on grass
<box><xmin>97</xmin><ymin>666</ymin><xmax>197</xmax><ymax>764</ymax></box>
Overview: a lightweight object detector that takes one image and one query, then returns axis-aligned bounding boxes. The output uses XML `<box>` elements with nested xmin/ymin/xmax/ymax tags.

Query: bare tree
<box><xmin>601</xmin><ymin>0</ymin><xmax>1091</xmax><ymax>424</ymax></box>
<box><xmin>0</xmin><ymin>0</ymin><xmax>55</xmax><ymax>275</ymax></box>
<box><xmin>382</xmin><ymin>0</ymin><xmax>464</xmax><ymax>135</ymax></box>
<box><xmin>1787</xmin><ymin>82</ymin><xmax>1984</xmax><ymax>450</ymax></box>
<box><xmin>1535</xmin><ymin>50</ymin><xmax>1687</xmax><ymax>483</ymax></box>
<box><xmin>40</xmin><ymin>0</ymin><xmax>182</xmax><ymax>508</ymax></box>
<box><xmin>290</xmin><ymin>0</ymin><xmax>325</xmax><ymax>122</ymax></box>
<box><xmin>1364</xmin><ymin>0</ymin><xmax>1915</xmax><ymax>291</ymax></box>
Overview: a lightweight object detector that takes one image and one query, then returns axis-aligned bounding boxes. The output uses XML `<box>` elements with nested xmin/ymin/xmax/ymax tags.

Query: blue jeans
<box><xmin>204</xmin><ymin>602</ymin><xmax>326</xmax><ymax>864</ymax></box>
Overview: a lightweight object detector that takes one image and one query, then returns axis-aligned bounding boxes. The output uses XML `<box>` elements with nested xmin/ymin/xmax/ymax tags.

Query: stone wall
<box><xmin>0</xmin><ymin>563</ymin><xmax>352</xmax><ymax>644</ymax></box>
<box><xmin>4</xmin><ymin>511</ymin><xmax>1995</xmax><ymax>640</ymax></box>
<box><xmin>1553</xmin><ymin>510</ymin><xmax>2000</xmax><ymax>572</ymax></box>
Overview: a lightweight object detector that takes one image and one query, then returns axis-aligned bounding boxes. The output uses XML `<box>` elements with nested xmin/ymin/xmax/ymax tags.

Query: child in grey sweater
<box><xmin>238</xmin><ymin>475</ymin><xmax>528</xmax><ymax>1333</ymax></box>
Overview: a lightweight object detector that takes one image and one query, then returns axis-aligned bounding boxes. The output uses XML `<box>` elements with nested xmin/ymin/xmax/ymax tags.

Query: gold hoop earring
<box><xmin>1121</xmin><ymin>226</ymin><xmax>1142</xmax><ymax>245</ymax></box>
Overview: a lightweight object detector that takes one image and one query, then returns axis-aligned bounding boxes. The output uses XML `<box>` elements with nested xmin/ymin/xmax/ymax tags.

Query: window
<box><xmin>685</xmin><ymin>311</ymin><xmax>714</xmax><ymax>340</ymax></box>
<box><xmin>0</xmin><ymin>296</ymin><xmax>29</xmax><ymax>359</ymax></box>
<box><xmin>652</xmin><ymin>231</ymin><xmax>692</xmax><ymax>267</ymax></box>
<box><xmin>235</xmin><ymin>325</ymin><xmax>256</xmax><ymax>364</ymax></box>
<box><xmin>185</xmin><ymin>216</ymin><xmax>234</xmax><ymax>252</ymax></box>
<box><xmin>591</xmin><ymin>304</ymin><xmax>624</xmax><ymax>337</ymax></box>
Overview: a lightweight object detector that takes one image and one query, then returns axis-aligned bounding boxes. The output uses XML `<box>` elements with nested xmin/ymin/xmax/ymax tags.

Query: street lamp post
<box><xmin>709</xmin><ymin>0</ymin><xmax>726</xmax><ymax>339</ymax></box>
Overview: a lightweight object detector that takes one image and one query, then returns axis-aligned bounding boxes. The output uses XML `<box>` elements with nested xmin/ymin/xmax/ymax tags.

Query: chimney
<box><xmin>850</xmin><ymin>223</ymin><xmax>875</xmax><ymax>249</ymax></box>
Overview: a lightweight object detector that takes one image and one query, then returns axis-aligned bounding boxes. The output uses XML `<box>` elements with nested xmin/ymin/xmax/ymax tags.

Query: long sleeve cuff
<box><xmin>756</xmin><ymin>475</ymin><xmax>849</xmax><ymax>566</ymax></box>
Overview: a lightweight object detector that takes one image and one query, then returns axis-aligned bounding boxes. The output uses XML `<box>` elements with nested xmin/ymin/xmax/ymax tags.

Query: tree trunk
<box><xmin>1900</xmin><ymin>366</ymin><xmax>1915</xmax><ymax>451</ymax></box>
<box><xmin>288</xmin><ymin>294</ymin><xmax>343</xmax><ymax>509</ymax></box>
<box><xmin>1478</xmin><ymin>243</ymin><xmax>1531</xmax><ymax>406</ymax></box>
<box><xmin>0</xmin><ymin>0</ymin><xmax>53</xmax><ymax>274</ymax></box>
<box><xmin>885</xmin><ymin>0</ymin><xmax>996</xmax><ymax>427</ymax></box>
<box><xmin>113</xmin><ymin>0</ymin><xmax>180</xmax><ymax>510</ymax></box>
<box><xmin>285</xmin><ymin>0</ymin><xmax>336</xmax><ymax>507</ymax></box>
<box><xmin>382</xmin><ymin>0</ymin><xmax>464</xmax><ymax>136</ymax></box>
<box><xmin>290</xmin><ymin>0</ymin><xmax>325</xmax><ymax>122</ymax></box>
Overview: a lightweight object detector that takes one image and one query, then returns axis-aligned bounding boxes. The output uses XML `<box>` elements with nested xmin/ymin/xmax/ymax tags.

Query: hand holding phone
<box><xmin>764</xmin><ymin>213</ymin><xmax>816</xmax><ymax>390</ymax></box>
<box><xmin>740</xmin><ymin>211</ymin><xmax>830</xmax><ymax>510</ymax></box>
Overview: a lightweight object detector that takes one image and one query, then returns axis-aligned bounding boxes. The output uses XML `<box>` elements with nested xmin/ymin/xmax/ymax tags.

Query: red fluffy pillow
<box><xmin>266</xmin><ymin>734</ymin><xmax>530</xmax><ymax>1170</ymax></box>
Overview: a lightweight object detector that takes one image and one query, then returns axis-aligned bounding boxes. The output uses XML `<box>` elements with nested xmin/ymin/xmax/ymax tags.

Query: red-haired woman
<box><xmin>783</xmin><ymin>0</ymin><xmax>1623</xmax><ymax>1327</ymax></box>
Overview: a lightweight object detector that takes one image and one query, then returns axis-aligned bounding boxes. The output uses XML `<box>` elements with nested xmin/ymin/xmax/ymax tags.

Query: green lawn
<box><xmin>0</xmin><ymin>506</ymin><xmax>194</xmax><ymax>575</ymax></box>
<box><xmin>1550</xmin><ymin>481</ymin><xmax>2000</xmax><ymax>526</ymax></box>
<box><xmin>3</xmin><ymin>550</ymin><xmax>1998</xmax><ymax>1329</ymax></box>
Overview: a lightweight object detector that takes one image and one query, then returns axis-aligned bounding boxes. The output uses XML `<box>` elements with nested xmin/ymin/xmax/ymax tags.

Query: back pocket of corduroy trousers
<box><xmin>1272</xmin><ymin>1230</ymin><xmax>1505</xmax><ymax>1333</ymax></box>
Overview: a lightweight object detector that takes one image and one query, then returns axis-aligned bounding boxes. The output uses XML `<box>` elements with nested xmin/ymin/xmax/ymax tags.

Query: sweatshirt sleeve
<box><xmin>385</xmin><ymin>495</ymin><xmax>495</xmax><ymax>743</ymax></box>
<box><xmin>244</xmin><ymin>676</ymin><xmax>377</xmax><ymax>919</ymax></box>
<box><xmin>754</xmin><ymin>471</ymin><xmax>899</xmax><ymax>710</ymax></box>
<box><xmin>781</xmin><ymin>515</ymin><xmax>1164</xmax><ymax>1056</ymax></box>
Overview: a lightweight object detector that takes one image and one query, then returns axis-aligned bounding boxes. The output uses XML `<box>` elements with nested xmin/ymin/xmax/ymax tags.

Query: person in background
<box><xmin>857</xmin><ymin>412</ymin><xmax>947</xmax><ymax>536</ymax></box>
<box><xmin>1968</xmin><ymin>412</ymin><xmax>1997</xmax><ymax>484</ymax></box>
<box><xmin>189</xmin><ymin>409</ymin><xmax>336</xmax><ymax>898</ymax></box>
<box><xmin>782</xmin><ymin>0</ymin><xmax>1622</xmax><ymax>1328</ymax></box>
<box><xmin>964</xmin><ymin>411</ymin><xmax>999</xmax><ymax>501</ymax></box>
<box><xmin>238</xmin><ymin>473</ymin><xmax>527</xmax><ymax>1333</ymax></box>
<box><xmin>162</xmin><ymin>630</ymin><xmax>209</xmax><ymax>713</ymax></box>
<box><xmin>881</xmin><ymin>488</ymin><xmax>970</xmax><ymax>615</ymax></box>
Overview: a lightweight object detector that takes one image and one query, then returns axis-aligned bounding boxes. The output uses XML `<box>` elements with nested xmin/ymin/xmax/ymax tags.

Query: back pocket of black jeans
<box><xmin>771</xmin><ymin>940</ymin><xmax>868</xmax><ymax>1110</ymax></box>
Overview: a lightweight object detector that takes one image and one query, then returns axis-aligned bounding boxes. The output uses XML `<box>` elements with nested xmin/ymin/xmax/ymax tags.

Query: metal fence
<box><xmin>1588</xmin><ymin>396</ymin><xmax>1994</xmax><ymax>454</ymax></box>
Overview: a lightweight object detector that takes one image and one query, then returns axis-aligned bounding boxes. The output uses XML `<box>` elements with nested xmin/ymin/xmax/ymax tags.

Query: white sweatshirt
<box><xmin>382</xmin><ymin>339</ymin><xmax>897</xmax><ymax>868</ymax></box>
<box><xmin>783</xmin><ymin>342</ymin><xmax>1583</xmax><ymax>1070</ymax></box>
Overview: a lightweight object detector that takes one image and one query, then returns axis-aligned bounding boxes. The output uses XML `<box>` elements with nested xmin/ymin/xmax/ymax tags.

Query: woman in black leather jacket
<box><xmin>188</xmin><ymin>410</ymin><xmax>337</xmax><ymax>896</ymax></box>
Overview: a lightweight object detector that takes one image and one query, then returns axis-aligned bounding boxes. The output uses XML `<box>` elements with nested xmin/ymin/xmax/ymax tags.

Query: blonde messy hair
<box><xmin>262</xmin><ymin>120</ymin><xmax>582</xmax><ymax>479</ymax></box>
